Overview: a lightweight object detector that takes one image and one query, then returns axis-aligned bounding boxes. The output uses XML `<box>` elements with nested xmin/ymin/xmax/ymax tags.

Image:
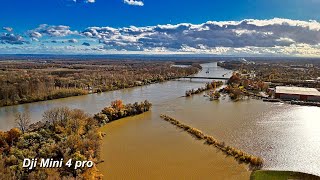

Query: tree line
<box><xmin>0</xmin><ymin>60</ymin><xmax>199</xmax><ymax>107</ymax></box>
<box><xmin>185</xmin><ymin>81</ymin><xmax>223</xmax><ymax>97</ymax></box>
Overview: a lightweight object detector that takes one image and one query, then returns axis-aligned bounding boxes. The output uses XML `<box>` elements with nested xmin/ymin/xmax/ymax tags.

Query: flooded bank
<box><xmin>1</xmin><ymin>62</ymin><xmax>320</xmax><ymax>178</ymax></box>
<box><xmin>98</xmin><ymin>112</ymin><xmax>251</xmax><ymax>179</ymax></box>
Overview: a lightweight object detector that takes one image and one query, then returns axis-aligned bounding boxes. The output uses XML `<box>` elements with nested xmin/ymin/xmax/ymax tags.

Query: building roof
<box><xmin>276</xmin><ymin>86</ymin><xmax>320</xmax><ymax>96</ymax></box>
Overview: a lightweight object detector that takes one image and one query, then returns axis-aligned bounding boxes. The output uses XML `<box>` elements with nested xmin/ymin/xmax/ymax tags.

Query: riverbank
<box><xmin>0</xmin><ymin>60</ymin><xmax>200</xmax><ymax>108</ymax></box>
<box><xmin>251</xmin><ymin>170</ymin><xmax>320</xmax><ymax>180</ymax></box>
<box><xmin>0</xmin><ymin>76</ymin><xmax>194</xmax><ymax>108</ymax></box>
<box><xmin>0</xmin><ymin>88</ymin><xmax>89</xmax><ymax>108</ymax></box>
<box><xmin>185</xmin><ymin>81</ymin><xmax>223</xmax><ymax>97</ymax></box>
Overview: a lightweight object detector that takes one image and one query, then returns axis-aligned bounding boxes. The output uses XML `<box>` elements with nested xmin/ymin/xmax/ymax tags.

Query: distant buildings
<box><xmin>290</xmin><ymin>63</ymin><xmax>314</xmax><ymax>69</ymax></box>
<box><xmin>305</xmin><ymin>63</ymin><xmax>314</xmax><ymax>68</ymax></box>
<box><xmin>239</xmin><ymin>58</ymin><xmax>255</xmax><ymax>65</ymax></box>
<box><xmin>275</xmin><ymin>86</ymin><xmax>320</xmax><ymax>102</ymax></box>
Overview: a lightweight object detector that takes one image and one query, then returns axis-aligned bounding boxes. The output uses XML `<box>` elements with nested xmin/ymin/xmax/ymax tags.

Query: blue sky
<box><xmin>1</xmin><ymin>0</ymin><xmax>320</xmax><ymax>56</ymax></box>
<box><xmin>2</xmin><ymin>0</ymin><xmax>320</xmax><ymax>31</ymax></box>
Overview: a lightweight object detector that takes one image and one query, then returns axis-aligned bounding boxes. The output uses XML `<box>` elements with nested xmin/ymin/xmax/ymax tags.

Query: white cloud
<box><xmin>0</xmin><ymin>33</ymin><xmax>28</xmax><ymax>45</ymax></box>
<box><xmin>2</xmin><ymin>27</ymin><xmax>13</xmax><ymax>32</ymax></box>
<box><xmin>73</xmin><ymin>0</ymin><xmax>96</xmax><ymax>3</ymax></box>
<box><xmin>31</xmin><ymin>38</ymin><xmax>39</xmax><ymax>42</ymax></box>
<box><xmin>28</xmin><ymin>24</ymin><xmax>77</xmax><ymax>38</ymax></box>
<box><xmin>29</xmin><ymin>31</ymin><xmax>42</xmax><ymax>38</ymax></box>
<box><xmin>124</xmin><ymin>0</ymin><xmax>144</xmax><ymax>6</ymax></box>
<box><xmin>68</xmin><ymin>39</ymin><xmax>78</xmax><ymax>43</ymax></box>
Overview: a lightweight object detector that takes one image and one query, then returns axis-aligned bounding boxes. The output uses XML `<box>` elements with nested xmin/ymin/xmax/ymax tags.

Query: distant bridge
<box><xmin>180</xmin><ymin>76</ymin><xmax>229</xmax><ymax>80</ymax></box>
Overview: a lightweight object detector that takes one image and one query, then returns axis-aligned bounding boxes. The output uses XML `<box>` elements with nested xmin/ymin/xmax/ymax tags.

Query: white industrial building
<box><xmin>275</xmin><ymin>86</ymin><xmax>320</xmax><ymax>102</ymax></box>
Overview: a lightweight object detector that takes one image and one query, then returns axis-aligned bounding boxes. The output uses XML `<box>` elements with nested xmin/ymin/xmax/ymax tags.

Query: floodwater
<box><xmin>1</xmin><ymin>63</ymin><xmax>320</xmax><ymax>179</ymax></box>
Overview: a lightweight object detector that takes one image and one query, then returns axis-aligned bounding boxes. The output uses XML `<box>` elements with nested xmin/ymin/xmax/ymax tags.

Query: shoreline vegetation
<box><xmin>94</xmin><ymin>100</ymin><xmax>152</xmax><ymax>125</ymax></box>
<box><xmin>0</xmin><ymin>60</ymin><xmax>201</xmax><ymax>107</ymax></box>
<box><xmin>0</xmin><ymin>100</ymin><xmax>151</xmax><ymax>179</ymax></box>
<box><xmin>251</xmin><ymin>170</ymin><xmax>320</xmax><ymax>180</ymax></box>
<box><xmin>185</xmin><ymin>81</ymin><xmax>223</xmax><ymax>97</ymax></box>
<box><xmin>160</xmin><ymin>114</ymin><xmax>263</xmax><ymax>168</ymax></box>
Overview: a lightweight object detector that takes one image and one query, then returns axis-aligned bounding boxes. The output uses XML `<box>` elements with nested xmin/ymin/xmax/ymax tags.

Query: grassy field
<box><xmin>251</xmin><ymin>170</ymin><xmax>320</xmax><ymax>180</ymax></box>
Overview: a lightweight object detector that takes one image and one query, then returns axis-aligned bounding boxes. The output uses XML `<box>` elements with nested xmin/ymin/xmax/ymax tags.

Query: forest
<box><xmin>0</xmin><ymin>100</ymin><xmax>151</xmax><ymax>179</ymax></box>
<box><xmin>0</xmin><ymin>60</ymin><xmax>200</xmax><ymax>107</ymax></box>
<box><xmin>0</xmin><ymin>107</ymin><xmax>103</xmax><ymax>179</ymax></box>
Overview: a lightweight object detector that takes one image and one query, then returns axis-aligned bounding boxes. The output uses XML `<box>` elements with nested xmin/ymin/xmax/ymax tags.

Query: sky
<box><xmin>1</xmin><ymin>0</ymin><xmax>320</xmax><ymax>56</ymax></box>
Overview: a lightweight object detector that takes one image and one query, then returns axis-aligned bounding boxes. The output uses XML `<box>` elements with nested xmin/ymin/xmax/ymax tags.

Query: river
<box><xmin>0</xmin><ymin>62</ymin><xmax>320</xmax><ymax>179</ymax></box>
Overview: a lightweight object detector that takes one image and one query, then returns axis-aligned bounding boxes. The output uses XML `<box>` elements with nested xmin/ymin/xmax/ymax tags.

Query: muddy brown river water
<box><xmin>0</xmin><ymin>62</ymin><xmax>319</xmax><ymax>179</ymax></box>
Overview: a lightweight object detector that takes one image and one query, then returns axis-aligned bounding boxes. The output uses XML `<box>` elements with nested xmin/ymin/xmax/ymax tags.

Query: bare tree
<box><xmin>15</xmin><ymin>112</ymin><xmax>31</xmax><ymax>133</ymax></box>
<box><xmin>42</xmin><ymin>107</ymin><xmax>70</xmax><ymax>126</ymax></box>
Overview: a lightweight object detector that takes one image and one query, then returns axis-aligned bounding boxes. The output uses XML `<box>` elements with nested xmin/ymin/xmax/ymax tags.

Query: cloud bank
<box><xmin>80</xmin><ymin>18</ymin><xmax>320</xmax><ymax>55</ymax></box>
<box><xmin>1</xmin><ymin>18</ymin><xmax>320</xmax><ymax>56</ymax></box>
